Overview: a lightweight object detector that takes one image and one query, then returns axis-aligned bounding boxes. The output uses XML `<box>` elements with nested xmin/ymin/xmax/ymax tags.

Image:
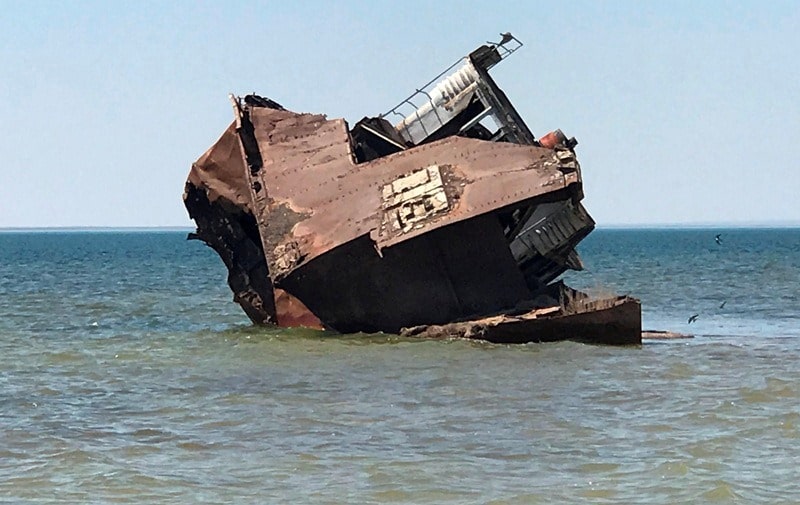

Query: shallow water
<box><xmin>1</xmin><ymin>229</ymin><xmax>799</xmax><ymax>503</ymax></box>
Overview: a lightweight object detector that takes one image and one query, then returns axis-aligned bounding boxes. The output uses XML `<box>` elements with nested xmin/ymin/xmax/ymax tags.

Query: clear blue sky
<box><xmin>1</xmin><ymin>1</ymin><xmax>798</xmax><ymax>227</ymax></box>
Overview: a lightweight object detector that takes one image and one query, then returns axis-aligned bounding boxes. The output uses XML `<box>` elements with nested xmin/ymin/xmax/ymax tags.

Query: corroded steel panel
<box><xmin>184</xmin><ymin>123</ymin><xmax>277</xmax><ymax>324</ymax></box>
<box><xmin>243</xmin><ymin>107</ymin><xmax>582</xmax><ymax>280</ymax></box>
<box><xmin>280</xmin><ymin>213</ymin><xmax>532</xmax><ymax>334</ymax></box>
<box><xmin>188</xmin><ymin>122</ymin><xmax>252</xmax><ymax>211</ymax></box>
<box><xmin>400</xmin><ymin>296</ymin><xmax>642</xmax><ymax>345</ymax></box>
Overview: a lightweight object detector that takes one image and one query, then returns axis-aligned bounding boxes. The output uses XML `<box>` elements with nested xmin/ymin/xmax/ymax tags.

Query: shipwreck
<box><xmin>184</xmin><ymin>33</ymin><xmax>642</xmax><ymax>345</ymax></box>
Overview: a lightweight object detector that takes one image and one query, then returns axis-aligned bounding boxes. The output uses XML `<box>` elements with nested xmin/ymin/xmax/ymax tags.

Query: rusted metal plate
<box><xmin>400</xmin><ymin>296</ymin><xmax>642</xmax><ymax>345</ymax></box>
<box><xmin>642</xmin><ymin>330</ymin><xmax>693</xmax><ymax>340</ymax></box>
<box><xmin>243</xmin><ymin>107</ymin><xmax>583</xmax><ymax>280</ymax></box>
<box><xmin>184</xmin><ymin>122</ymin><xmax>278</xmax><ymax>325</ymax></box>
<box><xmin>273</xmin><ymin>288</ymin><xmax>324</xmax><ymax>329</ymax></box>
<box><xmin>187</xmin><ymin>122</ymin><xmax>253</xmax><ymax>212</ymax></box>
<box><xmin>279</xmin><ymin>213</ymin><xmax>533</xmax><ymax>334</ymax></box>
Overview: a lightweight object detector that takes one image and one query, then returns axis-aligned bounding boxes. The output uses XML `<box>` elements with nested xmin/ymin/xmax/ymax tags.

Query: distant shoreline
<box><xmin>0</xmin><ymin>227</ymin><xmax>195</xmax><ymax>233</ymax></box>
<box><xmin>597</xmin><ymin>222</ymin><xmax>800</xmax><ymax>230</ymax></box>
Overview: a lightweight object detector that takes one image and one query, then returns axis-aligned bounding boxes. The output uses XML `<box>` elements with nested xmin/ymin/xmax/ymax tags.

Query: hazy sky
<box><xmin>2</xmin><ymin>1</ymin><xmax>798</xmax><ymax>227</ymax></box>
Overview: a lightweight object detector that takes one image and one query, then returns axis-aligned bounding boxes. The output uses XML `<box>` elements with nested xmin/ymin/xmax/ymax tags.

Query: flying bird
<box><xmin>688</xmin><ymin>314</ymin><xmax>700</xmax><ymax>324</ymax></box>
<box><xmin>715</xmin><ymin>234</ymin><xmax>722</xmax><ymax>245</ymax></box>
<box><xmin>719</xmin><ymin>301</ymin><xmax>727</xmax><ymax>309</ymax></box>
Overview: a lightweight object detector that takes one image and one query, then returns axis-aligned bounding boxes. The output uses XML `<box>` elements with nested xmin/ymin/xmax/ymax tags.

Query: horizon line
<box><xmin>1</xmin><ymin>221</ymin><xmax>799</xmax><ymax>232</ymax></box>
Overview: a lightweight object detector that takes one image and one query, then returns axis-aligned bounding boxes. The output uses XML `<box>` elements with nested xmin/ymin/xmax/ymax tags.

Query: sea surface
<box><xmin>1</xmin><ymin>228</ymin><xmax>799</xmax><ymax>503</ymax></box>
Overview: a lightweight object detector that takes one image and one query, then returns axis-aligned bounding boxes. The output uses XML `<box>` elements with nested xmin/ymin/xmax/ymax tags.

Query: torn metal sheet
<box><xmin>400</xmin><ymin>285</ymin><xmax>642</xmax><ymax>346</ymax></box>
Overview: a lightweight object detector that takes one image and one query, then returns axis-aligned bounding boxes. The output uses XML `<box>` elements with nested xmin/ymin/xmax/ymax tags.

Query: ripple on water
<box><xmin>765</xmin><ymin>377</ymin><xmax>798</xmax><ymax>397</ymax></box>
<box><xmin>580</xmin><ymin>487</ymin><xmax>618</xmax><ymax>499</ymax></box>
<box><xmin>701</xmin><ymin>480</ymin><xmax>743</xmax><ymax>501</ymax></box>
<box><xmin>578</xmin><ymin>462</ymin><xmax>621</xmax><ymax>473</ymax></box>
<box><xmin>739</xmin><ymin>386</ymin><xmax>782</xmax><ymax>404</ymax></box>
<box><xmin>656</xmin><ymin>460</ymin><xmax>690</xmax><ymax>477</ymax></box>
<box><xmin>3</xmin><ymin>230</ymin><xmax>800</xmax><ymax>503</ymax></box>
<box><xmin>776</xmin><ymin>412</ymin><xmax>800</xmax><ymax>438</ymax></box>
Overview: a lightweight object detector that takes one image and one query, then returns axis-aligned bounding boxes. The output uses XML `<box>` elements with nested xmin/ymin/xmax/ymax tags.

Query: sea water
<box><xmin>1</xmin><ymin>229</ymin><xmax>799</xmax><ymax>503</ymax></box>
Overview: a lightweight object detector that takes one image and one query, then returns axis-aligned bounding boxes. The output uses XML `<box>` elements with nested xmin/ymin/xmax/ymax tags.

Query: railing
<box><xmin>380</xmin><ymin>33</ymin><xmax>523</xmax><ymax>133</ymax></box>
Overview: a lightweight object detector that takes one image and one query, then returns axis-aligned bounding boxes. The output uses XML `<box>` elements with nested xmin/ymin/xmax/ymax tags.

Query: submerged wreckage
<box><xmin>184</xmin><ymin>34</ymin><xmax>642</xmax><ymax>345</ymax></box>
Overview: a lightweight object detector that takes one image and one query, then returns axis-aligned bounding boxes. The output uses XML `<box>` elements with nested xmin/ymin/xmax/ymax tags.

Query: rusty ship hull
<box><xmin>184</xmin><ymin>35</ymin><xmax>642</xmax><ymax>345</ymax></box>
